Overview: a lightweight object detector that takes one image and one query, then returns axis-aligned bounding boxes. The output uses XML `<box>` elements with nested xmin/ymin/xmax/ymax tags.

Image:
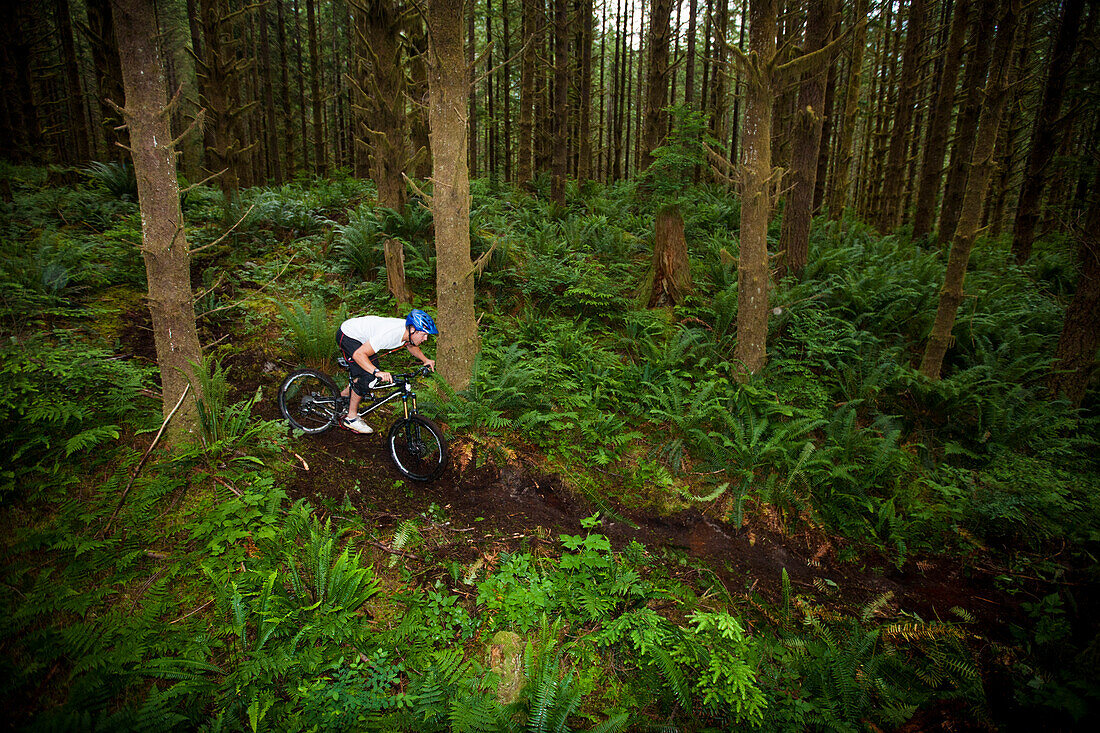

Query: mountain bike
<box><xmin>277</xmin><ymin>358</ymin><xmax>448</xmax><ymax>481</ymax></box>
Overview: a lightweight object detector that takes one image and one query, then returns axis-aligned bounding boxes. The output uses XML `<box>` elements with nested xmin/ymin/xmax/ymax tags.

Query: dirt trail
<box><xmin>233</xmin><ymin>342</ymin><xmax>1022</xmax><ymax>645</ymax></box>
<box><xmin>272</xmin><ymin>415</ymin><xmax>1021</xmax><ymax>640</ymax></box>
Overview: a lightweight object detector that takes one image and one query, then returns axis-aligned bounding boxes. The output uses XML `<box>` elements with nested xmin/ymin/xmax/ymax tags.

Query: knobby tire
<box><xmin>387</xmin><ymin>415</ymin><xmax>448</xmax><ymax>481</ymax></box>
<box><xmin>278</xmin><ymin>369</ymin><xmax>340</xmax><ymax>434</ymax></box>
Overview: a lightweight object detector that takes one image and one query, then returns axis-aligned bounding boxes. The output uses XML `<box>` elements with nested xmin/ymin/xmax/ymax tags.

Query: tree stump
<box><xmin>488</xmin><ymin>631</ymin><xmax>525</xmax><ymax>705</ymax></box>
<box><xmin>647</xmin><ymin>205</ymin><xmax>692</xmax><ymax>308</ymax></box>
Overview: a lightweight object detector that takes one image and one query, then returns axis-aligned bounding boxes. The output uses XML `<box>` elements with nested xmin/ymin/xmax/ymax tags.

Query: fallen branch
<box><xmin>365</xmin><ymin>539</ymin><xmax>422</xmax><ymax>561</ymax></box>
<box><xmin>214</xmin><ymin>475</ymin><xmax>243</xmax><ymax>497</ymax></box>
<box><xmin>102</xmin><ymin>384</ymin><xmax>191</xmax><ymax>537</ymax></box>
<box><xmin>198</xmin><ymin>253</ymin><xmax>298</xmax><ymax>318</ymax></box>
<box><xmin>190</xmin><ymin>203</ymin><xmax>256</xmax><ymax>254</ymax></box>
<box><xmin>169</xmin><ymin>599</ymin><xmax>215</xmax><ymax>625</ymax></box>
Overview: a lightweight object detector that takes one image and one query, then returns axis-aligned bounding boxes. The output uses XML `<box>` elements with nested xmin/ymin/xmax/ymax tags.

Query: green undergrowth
<box><xmin>0</xmin><ymin>450</ymin><xmax>986</xmax><ymax>731</ymax></box>
<box><xmin>2</xmin><ymin>164</ymin><xmax>1098</xmax><ymax>728</ymax></box>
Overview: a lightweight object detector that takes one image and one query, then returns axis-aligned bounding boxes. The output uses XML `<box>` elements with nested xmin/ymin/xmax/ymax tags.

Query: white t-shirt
<box><xmin>340</xmin><ymin>316</ymin><xmax>407</xmax><ymax>353</ymax></box>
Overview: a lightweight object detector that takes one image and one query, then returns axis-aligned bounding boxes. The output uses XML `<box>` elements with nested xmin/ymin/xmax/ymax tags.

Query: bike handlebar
<box><xmin>386</xmin><ymin>364</ymin><xmax>434</xmax><ymax>384</ymax></box>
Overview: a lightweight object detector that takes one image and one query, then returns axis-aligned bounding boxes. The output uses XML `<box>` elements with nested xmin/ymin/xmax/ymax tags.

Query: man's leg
<box><xmin>347</xmin><ymin>389</ymin><xmax>361</xmax><ymax>420</ymax></box>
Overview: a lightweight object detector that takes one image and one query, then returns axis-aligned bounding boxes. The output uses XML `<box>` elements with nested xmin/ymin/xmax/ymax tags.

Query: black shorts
<box><xmin>336</xmin><ymin>330</ymin><xmax>381</xmax><ymax>397</ymax></box>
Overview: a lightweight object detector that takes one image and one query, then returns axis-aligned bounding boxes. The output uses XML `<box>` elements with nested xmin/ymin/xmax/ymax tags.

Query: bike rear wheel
<box><xmin>387</xmin><ymin>415</ymin><xmax>448</xmax><ymax>481</ymax></box>
<box><xmin>279</xmin><ymin>369</ymin><xmax>341</xmax><ymax>434</ymax></box>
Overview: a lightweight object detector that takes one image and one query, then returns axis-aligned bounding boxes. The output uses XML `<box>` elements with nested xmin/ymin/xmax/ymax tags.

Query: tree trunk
<box><xmin>777</xmin><ymin>0</ymin><xmax>837</xmax><ymax>279</ymax></box>
<box><xmin>0</xmin><ymin>6</ymin><xmax>20</xmax><ymax>162</ymax></box>
<box><xmin>648</xmin><ymin>205</ymin><xmax>692</xmax><ymax>307</ymax></box>
<box><xmin>502</xmin><ymin>0</ymin><xmax>512</xmax><ymax>182</ymax></box>
<box><xmin>57</xmin><ymin>0</ymin><xmax>91</xmax><ymax>163</ymax></box>
<box><xmin>989</xmin><ymin>4</ymin><xmax>1034</xmax><ymax>238</ymax></box>
<box><xmin>770</xmin><ymin>0</ymin><xmax>798</xmax><ymax>172</ymax></box>
<box><xmin>427</xmin><ymin>0</ymin><xmax>478</xmax><ymax>391</ymax></box>
<box><xmin>467</xmin><ymin>1</ymin><xmax>478</xmax><ymax>177</ymax></box>
<box><xmin>632</xmin><ymin>2</ymin><xmax>645</xmax><ymax>175</ymax></box>
<box><xmin>197</xmin><ymin>0</ymin><xmax>246</xmax><ymax>211</ymax></box>
<box><xmin>111</xmin><ymin>0</ymin><xmax>203</xmax><ymax>440</ymax></box>
<box><xmin>486</xmin><ymin>0</ymin><xmax>496</xmax><ymax>180</ymax></box>
<box><xmin>685</xmin><ymin>0</ymin><xmax>697</xmax><ymax>109</ymax></box>
<box><xmin>734</xmin><ymin>0</ymin><xmax>777</xmax><ymax>380</ymax></box>
<box><xmin>837</xmin><ymin>2</ymin><xmax>871</xmax><ymax>217</ymax></box>
<box><xmin>577</xmin><ymin>0</ymin><xmax>594</xmax><ymax>183</ymax></box>
<box><xmin>611</xmin><ymin>0</ymin><xmax>625</xmax><ymax>180</ymax></box>
<box><xmin>408</xmin><ymin>18</ymin><xmax>432</xmax><ymax>179</ymax></box>
<box><xmin>276</xmin><ymin>0</ymin><xmax>295</xmax><ymax>178</ymax></box>
<box><xmin>1010</xmin><ymin>0</ymin><xmax>1085</xmax><ymax>263</ymax></box>
<box><xmin>293</xmin><ymin>0</ymin><xmax>310</xmax><ymax>173</ymax></box>
<box><xmin>864</xmin><ymin>2</ymin><xmax>896</xmax><ymax>219</ymax></box>
<box><xmin>877</xmin><ymin>0</ymin><xmax>926</xmax><ymax>232</ymax></box>
<box><xmin>597</xmin><ymin>0</ymin><xmax>607</xmax><ymax>180</ymax></box>
<box><xmin>550</xmin><ymin>0</ymin><xmax>569</xmax><ymax>203</ymax></box>
<box><xmin>259</xmin><ymin>2</ymin><xmax>280</xmax><ymax>183</ymax></box>
<box><xmin>640</xmin><ymin>0</ymin><xmax>673</xmax><ymax>171</ymax></box>
<box><xmin>911</xmin><ymin>0</ymin><xmax>970</xmax><ymax>239</ymax></box>
<box><xmin>351</xmin><ymin>1</ymin><xmax>370</xmax><ymax>177</ymax></box>
<box><xmin>1049</xmin><ymin>169</ymin><xmax>1100</xmax><ymax>406</ymax></box>
<box><xmin>708</xmin><ymin>0</ymin><xmax>729</xmax><ymax>162</ymax></box>
<box><xmin>7</xmin><ymin>4</ymin><xmax>42</xmax><ymax>162</ymax></box>
<box><xmin>728</xmin><ymin>0</ymin><xmax>746</xmax><ymax>174</ymax></box>
<box><xmin>87</xmin><ymin>0</ymin><xmax>127</xmax><ymax>159</ymax></box>
<box><xmin>937</xmin><ymin>0</ymin><xmax>996</xmax><ymax>246</ymax></box>
<box><xmin>359</xmin><ymin>0</ymin><xmax>412</xmax><ymax>305</ymax></box>
<box><xmin>921</xmin><ymin>0</ymin><xmax>1019</xmax><ymax>380</ymax></box>
<box><xmin>813</xmin><ymin>46</ymin><xmax>837</xmax><ymax>214</ymax></box>
<box><xmin>306</xmin><ymin>0</ymin><xmax>325</xmax><ymax>175</ymax></box>
<box><xmin>517</xmin><ymin>0</ymin><xmax>537</xmax><ymax>185</ymax></box>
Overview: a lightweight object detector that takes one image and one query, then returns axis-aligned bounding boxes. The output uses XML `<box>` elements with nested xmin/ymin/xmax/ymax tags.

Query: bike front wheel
<box><xmin>387</xmin><ymin>415</ymin><xmax>448</xmax><ymax>481</ymax></box>
<box><xmin>279</xmin><ymin>369</ymin><xmax>341</xmax><ymax>434</ymax></box>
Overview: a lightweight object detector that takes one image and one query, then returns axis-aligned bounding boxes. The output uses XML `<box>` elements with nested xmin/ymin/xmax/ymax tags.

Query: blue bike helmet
<box><xmin>406</xmin><ymin>309</ymin><xmax>438</xmax><ymax>335</ymax></box>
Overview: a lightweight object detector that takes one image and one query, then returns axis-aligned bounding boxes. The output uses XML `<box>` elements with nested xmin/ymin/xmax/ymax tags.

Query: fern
<box><xmin>83</xmin><ymin>160</ymin><xmax>137</xmax><ymax>200</ymax></box>
<box><xmin>276</xmin><ymin>294</ymin><xmax>347</xmax><ymax>371</ymax></box>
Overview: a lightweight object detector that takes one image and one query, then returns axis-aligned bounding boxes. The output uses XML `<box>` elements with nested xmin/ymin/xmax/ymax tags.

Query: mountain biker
<box><xmin>336</xmin><ymin>309</ymin><xmax>437</xmax><ymax>434</ymax></box>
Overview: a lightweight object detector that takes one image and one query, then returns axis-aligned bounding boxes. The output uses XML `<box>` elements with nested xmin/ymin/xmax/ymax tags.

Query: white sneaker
<box><xmin>342</xmin><ymin>417</ymin><xmax>374</xmax><ymax>434</ymax></box>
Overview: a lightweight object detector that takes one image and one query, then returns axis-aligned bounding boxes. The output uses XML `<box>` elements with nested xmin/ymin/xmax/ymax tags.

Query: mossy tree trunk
<box><xmin>276</xmin><ymin>0</ymin><xmax>296</xmax><ymax>177</ymax></box>
<box><xmin>639</xmin><ymin>0</ymin><xmax>672</xmax><ymax>172</ymax></box>
<box><xmin>877</xmin><ymin>0</ymin><xmax>926</xmax><ymax>233</ymax></box>
<box><xmin>734</xmin><ymin>0</ymin><xmax>778</xmax><ymax>380</ymax></box>
<box><xmin>1010</xmin><ymin>0</ymin><xmax>1085</xmax><ymax>264</ymax></box>
<box><xmin>258</xmin><ymin>1</ymin><xmax>281</xmax><ymax>183</ymax></box>
<box><xmin>407</xmin><ymin>17</ymin><xmax>432</xmax><ymax>180</ymax></box>
<box><xmin>306</xmin><ymin>0</ymin><xmax>325</xmax><ymax>175</ymax></box>
<box><xmin>1049</xmin><ymin>168</ymin><xmax>1100</xmax><ymax>406</ymax></box>
<box><xmin>576</xmin><ymin>0</ymin><xmax>594</xmax><ymax>183</ymax></box>
<box><xmin>57</xmin><ymin>0</ymin><xmax>91</xmax><ymax>164</ymax></box>
<box><xmin>937</xmin><ymin>0</ymin><xmax>996</xmax><ymax>246</ymax></box>
<box><xmin>550</xmin><ymin>0</ymin><xmax>569</xmax><ymax>204</ymax></box>
<box><xmin>197</xmin><ymin>0</ymin><xmax>256</xmax><ymax>212</ymax></box>
<box><xmin>87</xmin><ymin>0</ymin><xmax>128</xmax><ymax>160</ymax></box>
<box><xmin>516</xmin><ymin>0</ymin><xmax>537</xmax><ymax>186</ymax></box>
<box><xmin>777</xmin><ymin>0</ymin><xmax>837</xmax><ymax>279</ymax></box>
<box><xmin>428</xmin><ymin>0</ymin><xmax>478</xmax><ymax>391</ymax></box>
<box><xmin>111</xmin><ymin>0</ymin><xmax>203</xmax><ymax>441</ymax></box>
<box><xmin>826</xmin><ymin>0</ymin><xmax>868</xmax><ymax>220</ymax></box>
<box><xmin>920</xmin><ymin>0</ymin><xmax>1019</xmax><ymax>380</ymax></box>
<box><xmin>911</xmin><ymin>0</ymin><xmax>970</xmax><ymax>240</ymax></box>
<box><xmin>354</xmin><ymin>0</ymin><xmax>413</xmax><ymax>305</ymax></box>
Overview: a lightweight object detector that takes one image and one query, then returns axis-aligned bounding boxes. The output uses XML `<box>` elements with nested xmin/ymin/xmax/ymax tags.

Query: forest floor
<box><xmin>230</xmin><ymin>345</ymin><xmax>1028</xmax><ymax>649</ymax></box>
<box><xmin>111</xmin><ymin>304</ymin><xmax>1075</xmax><ymax>729</ymax></box>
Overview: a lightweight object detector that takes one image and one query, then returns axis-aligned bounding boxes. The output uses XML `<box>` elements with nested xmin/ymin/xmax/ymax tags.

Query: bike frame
<box><xmin>352</xmin><ymin>378</ymin><xmax>420</xmax><ymax>421</ymax></box>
